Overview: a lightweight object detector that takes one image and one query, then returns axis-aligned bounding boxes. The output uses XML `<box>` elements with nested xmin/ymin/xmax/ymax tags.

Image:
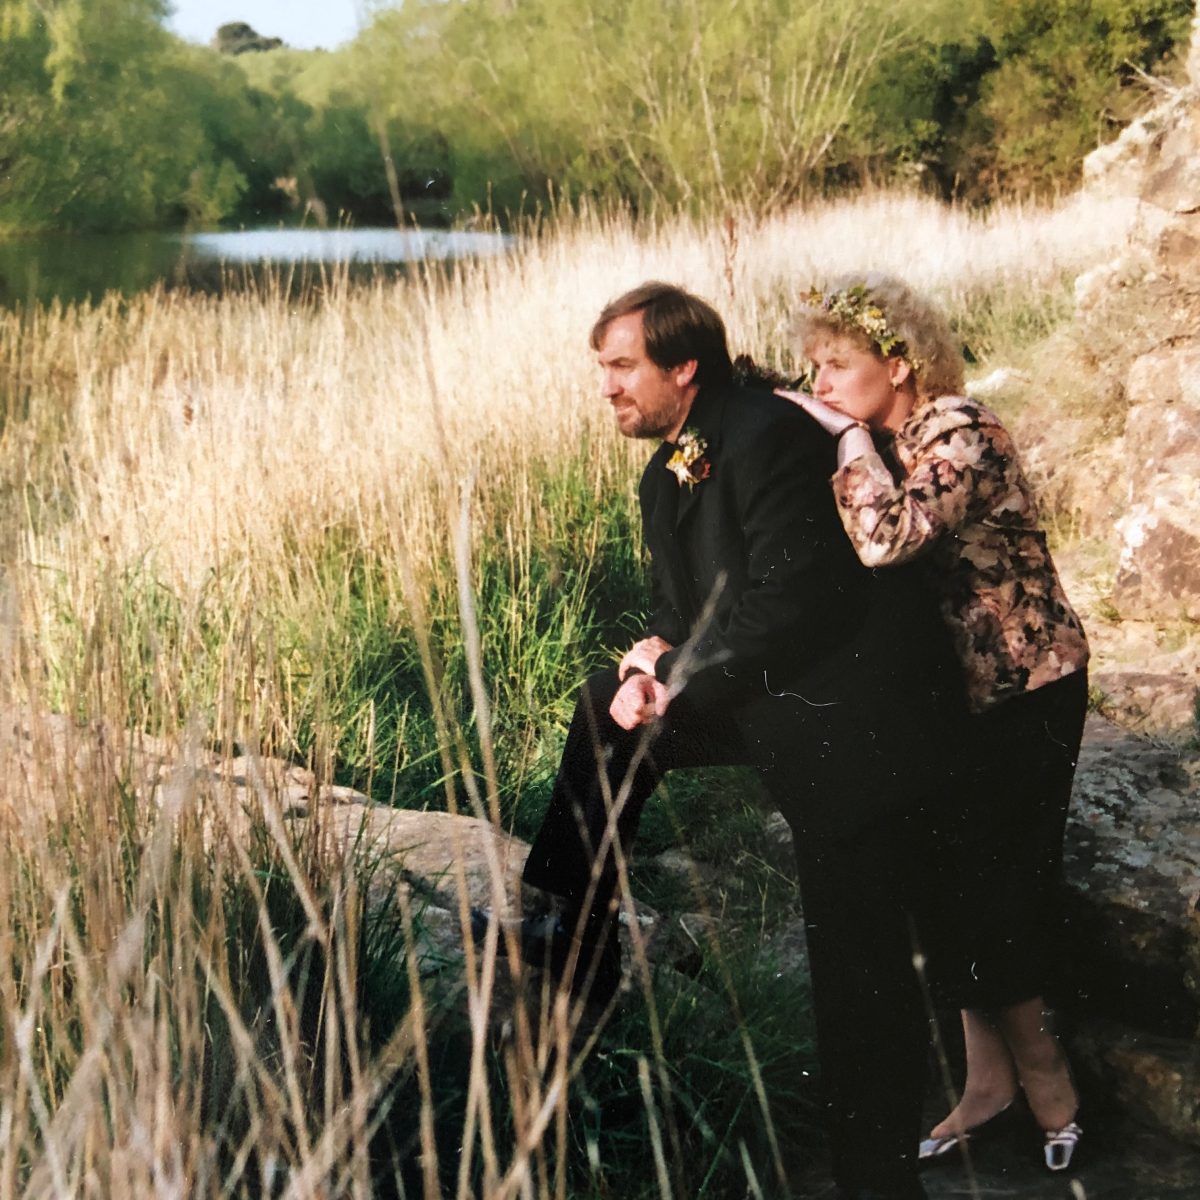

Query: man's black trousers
<box><xmin>522</xmin><ymin>665</ymin><xmax>954</xmax><ymax>1196</ymax></box>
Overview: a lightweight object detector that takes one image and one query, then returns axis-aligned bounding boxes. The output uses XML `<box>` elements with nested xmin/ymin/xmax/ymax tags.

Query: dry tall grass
<box><xmin>4</xmin><ymin>192</ymin><xmax>1140</xmax><ymax>593</ymax></box>
<box><xmin>0</xmin><ymin>192</ymin><xmax>1133</xmax><ymax>1197</ymax></box>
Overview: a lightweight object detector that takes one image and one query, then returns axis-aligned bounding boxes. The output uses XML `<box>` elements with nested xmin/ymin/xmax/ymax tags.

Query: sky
<box><xmin>165</xmin><ymin>1</ymin><xmax>365</xmax><ymax>51</ymax></box>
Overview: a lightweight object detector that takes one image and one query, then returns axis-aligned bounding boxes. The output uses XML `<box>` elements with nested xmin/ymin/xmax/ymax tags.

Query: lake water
<box><xmin>0</xmin><ymin>227</ymin><xmax>514</xmax><ymax>309</ymax></box>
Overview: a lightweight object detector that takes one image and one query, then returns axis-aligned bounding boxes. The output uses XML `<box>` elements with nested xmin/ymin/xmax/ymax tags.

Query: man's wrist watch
<box><xmin>838</xmin><ymin>421</ymin><xmax>869</xmax><ymax>437</ymax></box>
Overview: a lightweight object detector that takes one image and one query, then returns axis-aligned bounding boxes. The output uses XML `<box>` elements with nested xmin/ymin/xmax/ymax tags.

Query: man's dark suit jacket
<box><xmin>639</xmin><ymin>382</ymin><xmax>962</xmax><ymax>840</ymax></box>
<box><xmin>521</xmin><ymin>381</ymin><xmax>966</xmax><ymax>1194</ymax></box>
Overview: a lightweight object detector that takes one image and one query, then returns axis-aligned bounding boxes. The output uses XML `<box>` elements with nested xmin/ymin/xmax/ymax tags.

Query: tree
<box><xmin>0</xmin><ymin>0</ymin><xmax>250</xmax><ymax>231</ymax></box>
<box><xmin>214</xmin><ymin>22</ymin><xmax>284</xmax><ymax>55</ymax></box>
<box><xmin>967</xmin><ymin>0</ymin><xmax>1192</xmax><ymax>195</ymax></box>
<box><xmin>359</xmin><ymin>0</ymin><xmax>918</xmax><ymax>214</ymax></box>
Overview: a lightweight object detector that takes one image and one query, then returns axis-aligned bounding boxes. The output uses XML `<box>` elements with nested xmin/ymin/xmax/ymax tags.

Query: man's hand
<box><xmin>618</xmin><ymin>635</ymin><xmax>673</xmax><ymax>681</ymax></box>
<box><xmin>776</xmin><ymin>388</ymin><xmax>861</xmax><ymax>437</ymax></box>
<box><xmin>609</xmin><ymin>674</ymin><xmax>671</xmax><ymax>730</ymax></box>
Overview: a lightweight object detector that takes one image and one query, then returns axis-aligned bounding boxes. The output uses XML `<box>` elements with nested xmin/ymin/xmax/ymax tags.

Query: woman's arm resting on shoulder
<box><xmin>776</xmin><ymin>388</ymin><xmax>873</xmax><ymax>470</ymax></box>
<box><xmin>776</xmin><ymin>389</ymin><xmax>862</xmax><ymax>439</ymax></box>
<box><xmin>832</xmin><ymin>416</ymin><xmax>1007</xmax><ymax>568</ymax></box>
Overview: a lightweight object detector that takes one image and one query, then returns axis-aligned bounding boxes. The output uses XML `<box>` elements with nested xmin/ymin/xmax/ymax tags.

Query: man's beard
<box><xmin>613</xmin><ymin>402</ymin><xmax>672</xmax><ymax>440</ymax></box>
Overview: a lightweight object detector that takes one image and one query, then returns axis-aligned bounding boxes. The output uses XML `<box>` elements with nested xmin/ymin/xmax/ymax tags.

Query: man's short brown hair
<box><xmin>590</xmin><ymin>282</ymin><xmax>733</xmax><ymax>390</ymax></box>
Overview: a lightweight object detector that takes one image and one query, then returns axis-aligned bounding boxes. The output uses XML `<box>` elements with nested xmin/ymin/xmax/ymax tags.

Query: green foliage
<box><xmin>232</xmin><ymin>43</ymin><xmax>455</xmax><ymax>224</ymax></box>
<box><xmin>342</xmin><ymin>0</ymin><xmax>1195</xmax><ymax>212</ymax></box>
<box><xmin>286</xmin><ymin>455</ymin><xmax>644</xmax><ymax>828</ymax></box>
<box><xmin>357</xmin><ymin>0</ymin><xmax>914</xmax><ymax>214</ymax></box>
<box><xmin>569</xmin><ymin>957</ymin><xmax>819</xmax><ymax>1198</ymax></box>
<box><xmin>163</xmin><ymin>43</ymin><xmax>291</xmax><ymax>223</ymax></box>
<box><xmin>843</xmin><ymin>31</ymin><xmax>998</xmax><ymax>194</ymax></box>
<box><xmin>835</xmin><ymin>0</ymin><xmax>1192</xmax><ymax>198</ymax></box>
<box><xmin>0</xmin><ymin>0</ymin><xmax>251</xmax><ymax>231</ymax></box>
<box><xmin>0</xmin><ymin>0</ymin><xmax>446</xmax><ymax>233</ymax></box>
<box><xmin>969</xmin><ymin>0</ymin><xmax>1193</xmax><ymax>195</ymax></box>
<box><xmin>356</xmin><ymin>936</ymin><xmax>820</xmax><ymax>1198</ymax></box>
<box><xmin>54</xmin><ymin>443</ymin><xmax>645</xmax><ymax>830</ymax></box>
<box><xmin>2</xmin><ymin>0</ymin><xmax>1196</xmax><ymax>234</ymax></box>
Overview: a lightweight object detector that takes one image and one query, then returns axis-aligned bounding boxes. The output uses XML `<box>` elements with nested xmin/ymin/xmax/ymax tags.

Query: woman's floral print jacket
<box><xmin>830</xmin><ymin>394</ymin><xmax>1089</xmax><ymax>712</ymax></box>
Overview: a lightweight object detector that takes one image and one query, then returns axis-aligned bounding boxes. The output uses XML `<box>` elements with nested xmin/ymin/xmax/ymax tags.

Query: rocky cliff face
<box><xmin>1062</xmin><ymin>717</ymin><xmax>1200</xmax><ymax>1147</ymax></box>
<box><xmin>1061</xmin><ymin>27</ymin><xmax>1200</xmax><ymax>1137</ymax></box>
<box><xmin>1072</xmin><ymin>7</ymin><xmax>1200</xmax><ymax>624</ymax></box>
<box><xmin>1012</xmin><ymin>43</ymin><xmax>1200</xmax><ymax>1144</ymax></box>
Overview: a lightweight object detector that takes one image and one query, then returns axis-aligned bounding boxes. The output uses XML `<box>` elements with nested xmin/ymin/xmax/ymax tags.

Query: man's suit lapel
<box><xmin>644</xmin><ymin>441</ymin><xmax>678</xmax><ymax>550</ymax></box>
<box><xmin>642</xmin><ymin>386</ymin><xmax>732</xmax><ymax>626</ymax></box>
<box><xmin>674</xmin><ymin>386</ymin><xmax>727</xmax><ymax>532</ymax></box>
<box><xmin>643</xmin><ymin>441</ymin><xmax>692</xmax><ymax>622</ymax></box>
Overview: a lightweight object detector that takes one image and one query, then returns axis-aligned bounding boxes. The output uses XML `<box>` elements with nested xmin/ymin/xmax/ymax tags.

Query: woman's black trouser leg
<box><xmin>525</xmin><ymin>667</ymin><xmax>935</xmax><ymax>1194</ymax></box>
<box><xmin>789</xmin><ymin>813</ymin><xmax>931</xmax><ymax>1199</ymax></box>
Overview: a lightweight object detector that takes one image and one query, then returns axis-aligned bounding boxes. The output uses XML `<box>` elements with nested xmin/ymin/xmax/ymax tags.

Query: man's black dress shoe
<box><xmin>469</xmin><ymin>908</ymin><xmax>621</xmax><ymax>1010</ymax></box>
<box><xmin>468</xmin><ymin>907</ymin><xmax>561</xmax><ymax>957</ymax></box>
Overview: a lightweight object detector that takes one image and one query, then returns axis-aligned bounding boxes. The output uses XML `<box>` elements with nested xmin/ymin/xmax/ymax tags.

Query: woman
<box><xmin>779</xmin><ymin>274</ymin><xmax>1089</xmax><ymax>1173</ymax></box>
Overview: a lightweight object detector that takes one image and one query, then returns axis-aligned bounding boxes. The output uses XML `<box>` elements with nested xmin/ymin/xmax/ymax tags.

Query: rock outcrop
<box><xmin>1062</xmin><ymin>717</ymin><xmax>1200</xmax><ymax>1147</ymax></box>
<box><xmin>1055</xmin><ymin>39</ymin><xmax>1200</xmax><ymax>1145</ymax></box>
<box><xmin>1073</xmin><ymin>9</ymin><xmax>1200</xmax><ymax>623</ymax></box>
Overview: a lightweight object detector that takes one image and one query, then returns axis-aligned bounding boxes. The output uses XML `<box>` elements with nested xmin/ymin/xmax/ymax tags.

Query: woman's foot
<box><xmin>919</xmin><ymin>1090</ymin><xmax>1016</xmax><ymax>1162</ymax></box>
<box><xmin>920</xmin><ymin>1008</ymin><xmax>1020</xmax><ymax>1162</ymax></box>
<box><xmin>995</xmin><ymin>998</ymin><xmax>1081</xmax><ymax>1169</ymax></box>
<box><xmin>1016</xmin><ymin>1055</ymin><xmax>1079</xmax><ymax>1133</ymax></box>
<box><xmin>925</xmin><ymin>1086</ymin><xmax>1017</xmax><ymax>1143</ymax></box>
<box><xmin>997</xmin><ymin>999</ymin><xmax>1079</xmax><ymax>1132</ymax></box>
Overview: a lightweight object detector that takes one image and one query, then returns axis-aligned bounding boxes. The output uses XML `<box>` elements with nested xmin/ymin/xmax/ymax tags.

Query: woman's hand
<box><xmin>776</xmin><ymin>389</ymin><xmax>862</xmax><ymax>437</ymax></box>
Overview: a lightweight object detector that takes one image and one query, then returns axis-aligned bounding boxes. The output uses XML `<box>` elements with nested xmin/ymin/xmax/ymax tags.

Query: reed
<box><xmin>0</xmin><ymin>191</ymin><xmax>1130</xmax><ymax>1196</ymax></box>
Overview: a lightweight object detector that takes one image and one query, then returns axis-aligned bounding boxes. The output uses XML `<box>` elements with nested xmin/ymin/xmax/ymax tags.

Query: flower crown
<box><xmin>803</xmin><ymin>284</ymin><xmax>922</xmax><ymax>370</ymax></box>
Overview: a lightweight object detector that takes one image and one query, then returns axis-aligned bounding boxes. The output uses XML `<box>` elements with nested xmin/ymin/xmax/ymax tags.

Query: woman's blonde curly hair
<box><xmin>792</xmin><ymin>272</ymin><xmax>964</xmax><ymax>404</ymax></box>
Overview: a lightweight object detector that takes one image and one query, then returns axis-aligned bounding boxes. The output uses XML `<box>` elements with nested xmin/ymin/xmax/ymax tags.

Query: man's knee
<box><xmin>578</xmin><ymin>665</ymin><xmax>622</xmax><ymax>706</ymax></box>
<box><xmin>573</xmin><ymin>666</ymin><xmax>624</xmax><ymax>733</ymax></box>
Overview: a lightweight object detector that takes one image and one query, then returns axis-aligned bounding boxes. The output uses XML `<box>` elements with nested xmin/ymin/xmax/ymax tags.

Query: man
<box><xmin>519</xmin><ymin>282</ymin><xmax>961</xmax><ymax>1200</ymax></box>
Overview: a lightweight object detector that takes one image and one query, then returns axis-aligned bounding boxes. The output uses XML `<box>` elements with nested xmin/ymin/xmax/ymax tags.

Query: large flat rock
<box><xmin>1062</xmin><ymin>716</ymin><xmax>1200</xmax><ymax>1037</ymax></box>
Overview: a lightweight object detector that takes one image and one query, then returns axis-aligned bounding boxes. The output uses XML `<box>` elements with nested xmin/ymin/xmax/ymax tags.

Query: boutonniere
<box><xmin>666</xmin><ymin>427</ymin><xmax>712</xmax><ymax>489</ymax></box>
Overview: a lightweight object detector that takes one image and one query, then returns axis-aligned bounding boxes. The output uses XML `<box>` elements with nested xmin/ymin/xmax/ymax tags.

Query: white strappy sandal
<box><xmin>917</xmin><ymin>1102</ymin><xmax>1014</xmax><ymax>1163</ymax></box>
<box><xmin>1043</xmin><ymin>1120</ymin><xmax>1082</xmax><ymax>1171</ymax></box>
<box><xmin>918</xmin><ymin>1129</ymin><xmax>968</xmax><ymax>1161</ymax></box>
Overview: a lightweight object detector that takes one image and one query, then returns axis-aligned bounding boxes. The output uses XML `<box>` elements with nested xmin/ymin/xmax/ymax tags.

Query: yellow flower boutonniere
<box><xmin>666</xmin><ymin>428</ymin><xmax>712</xmax><ymax>489</ymax></box>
